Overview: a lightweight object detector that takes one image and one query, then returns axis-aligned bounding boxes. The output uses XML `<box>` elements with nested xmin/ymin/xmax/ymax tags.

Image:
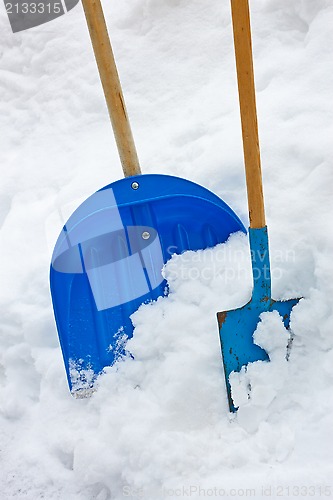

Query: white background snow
<box><xmin>1</xmin><ymin>0</ymin><xmax>333</xmax><ymax>498</ymax></box>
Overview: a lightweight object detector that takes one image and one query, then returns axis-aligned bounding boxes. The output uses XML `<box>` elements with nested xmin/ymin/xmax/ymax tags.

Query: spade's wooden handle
<box><xmin>231</xmin><ymin>0</ymin><xmax>265</xmax><ymax>228</ymax></box>
<box><xmin>81</xmin><ymin>0</ymin><xmax>141</xmax><ymax>177</ymax></box>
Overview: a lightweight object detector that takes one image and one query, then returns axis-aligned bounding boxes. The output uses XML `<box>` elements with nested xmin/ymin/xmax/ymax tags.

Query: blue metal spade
<box><xmin>50</xmin><ymin>0</ymin><xmax>245</xmax><ymax>394</ymax></box>
<box><xmin>217</xmin><ymin>0</ymin><xmax>300</xmax><ymax>412</ymax></box>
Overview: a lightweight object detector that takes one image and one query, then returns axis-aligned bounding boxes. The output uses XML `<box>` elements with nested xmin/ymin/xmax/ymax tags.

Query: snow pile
<box><xmin>1</xmin><ymin>0</ymin><xmax>333</xmax><ymax>498</ymax></box>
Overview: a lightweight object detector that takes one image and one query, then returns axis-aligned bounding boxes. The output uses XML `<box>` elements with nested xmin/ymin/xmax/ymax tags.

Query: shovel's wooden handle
<box><xmin>231</xmin><ymin>0</ymin><xmax>265</xmax><ymax>228</ymax></box>
<box><xmin>81</xmin><ymin>0</ymin><xmax>141</xmax><ymax>177</ymax></box>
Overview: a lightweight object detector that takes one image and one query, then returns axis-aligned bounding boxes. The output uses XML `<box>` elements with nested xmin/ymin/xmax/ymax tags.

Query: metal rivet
<box><xmin>142</xmin><ymin>231</ymin><xmax>150</xmax><ymax>240</ymax></box>
<box><xmin>131</xmin><ymin>181</ymin><xmax>139</xmax><ymax>190</ymax></box>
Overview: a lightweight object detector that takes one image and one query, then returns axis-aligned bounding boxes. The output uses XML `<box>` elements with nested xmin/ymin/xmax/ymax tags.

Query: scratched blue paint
<box><xmin>218</xmin><ymin>226</ymin><xmax>300</xmax><ymax>412</ymax></box>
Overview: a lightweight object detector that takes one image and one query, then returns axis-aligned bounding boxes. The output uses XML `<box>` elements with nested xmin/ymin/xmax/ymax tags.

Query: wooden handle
<box><xmin>81</xmin><ymin>0</ymin><xmax>141</xmax><ymax>177</ymax></box>
<box><xmin>231</xmin><ymin>0</ymin><xmax>265</xmax><ymax>228</ymax></box>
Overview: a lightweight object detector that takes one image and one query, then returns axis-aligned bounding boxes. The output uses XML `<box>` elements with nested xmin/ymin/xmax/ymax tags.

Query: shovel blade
<box><xmin>50</xmin><ymin>174</ymin><xmax>245</xmax><ymax>393</ymax></box>
<box><xmin>217</xmin><ymin>226</ymin><xmax>301</xmax><ymax>412</ymax></box>
<box><xmin>218</xmin><ymin>296</ymin><xmax>300</xmax><ymax>412</ymax></box>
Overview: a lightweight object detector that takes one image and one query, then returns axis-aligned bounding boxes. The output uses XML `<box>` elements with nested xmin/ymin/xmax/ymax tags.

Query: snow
<box><xmin>1</xmin><ymin>0</ymin><xmax>333</xmax><ymax>498</ymax></box>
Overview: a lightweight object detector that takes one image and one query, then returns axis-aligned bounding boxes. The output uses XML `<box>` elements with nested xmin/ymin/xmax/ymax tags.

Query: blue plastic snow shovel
<box><xmin>217</xmin><ymin>0</ymin><xmax>301</xmax><ymax>412</ymax></box>
<box><xmin>50</xmin><ymin>0</ymin><xmax>245</xmax><ymax>395</ymax></box>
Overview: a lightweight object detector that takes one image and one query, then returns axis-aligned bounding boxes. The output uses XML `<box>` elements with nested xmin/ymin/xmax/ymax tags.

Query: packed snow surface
<box><xmin>1</xmin><ymin>0</ymin><xmax>333</xmax><ymax>498</ymax></box>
